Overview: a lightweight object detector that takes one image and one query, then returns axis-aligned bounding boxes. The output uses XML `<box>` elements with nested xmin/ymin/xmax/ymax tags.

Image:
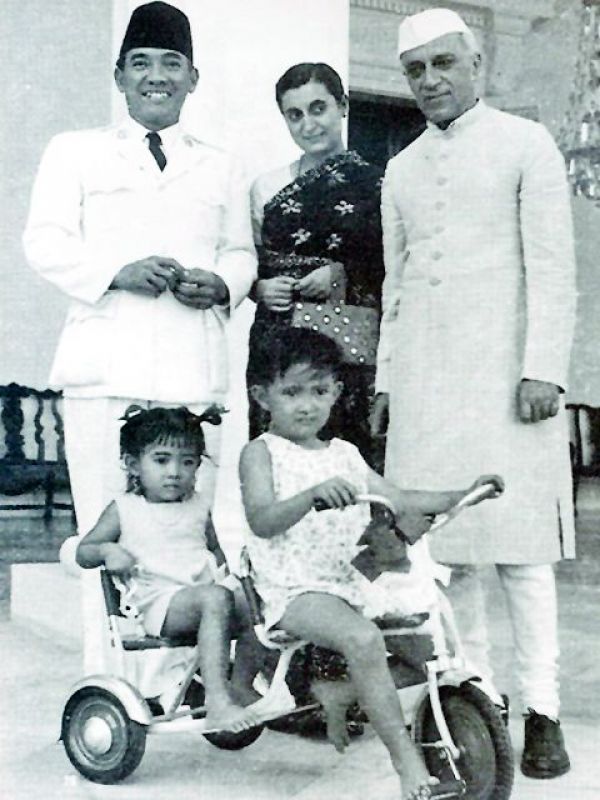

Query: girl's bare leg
<box><xmin>229</xmin><ymin>587</ymin><xmax>266</xmax><ymax>705</ymax></box>
<box><xmin>310</xmin><ymin>679</ymin><xmax>357</xmax><ymax>752</ymax></box>
<box><xmin>281</xmin><ymin>593</ymin><xmax>434</xmax><ymax>799</ymax></box>
<box><xmin>162</xmin><ymin>585</ymin><xmax>251</xmax><ymax>731</ymax></box>
<box><xmin>310</xmin><ymin>633</ymin><xmax>432</xmax><ymax>752</ymax></box>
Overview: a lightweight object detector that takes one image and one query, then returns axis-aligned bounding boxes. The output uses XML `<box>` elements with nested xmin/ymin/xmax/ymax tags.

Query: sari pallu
<box><xmin>248</xmin><ymin>151</ymin><xmax>385</xmax><ymax>470</ymax></box>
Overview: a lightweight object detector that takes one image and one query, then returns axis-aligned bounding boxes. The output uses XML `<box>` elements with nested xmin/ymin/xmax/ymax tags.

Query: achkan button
<box><xmin>429</xmin><ymin>276</ymin><xmax>442</xmax><ymax>286</ymax></box>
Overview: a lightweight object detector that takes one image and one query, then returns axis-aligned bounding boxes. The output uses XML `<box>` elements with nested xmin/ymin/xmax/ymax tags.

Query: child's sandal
<box><xmin>405</xmin><ymin>786</ymin><xmax>434</xmax><ymax>800</ymax></box>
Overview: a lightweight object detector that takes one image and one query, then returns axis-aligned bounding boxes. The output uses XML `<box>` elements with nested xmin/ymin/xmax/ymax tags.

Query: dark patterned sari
<box><xmin>248</xmin><ymin>151</ymin><xmax>385</xmax><ymax>471</ymax></box>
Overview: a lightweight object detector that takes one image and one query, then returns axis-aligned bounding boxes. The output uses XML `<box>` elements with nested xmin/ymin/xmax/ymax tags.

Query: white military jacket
<box><xmin>376</xmin><ymin>102</ymin><xmax>577</xmax><ymax>564</ymax></box>
<box><xmin>23</xmin><ymin>119</ymin><xmax>256</xmax><ymax>404</ymax></box>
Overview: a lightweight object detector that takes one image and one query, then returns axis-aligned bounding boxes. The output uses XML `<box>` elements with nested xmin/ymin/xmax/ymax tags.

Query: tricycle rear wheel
<box><xmin>62</xmin><ymin>687</ymin><xmax>146</xmax><ymax>784</ymax></box>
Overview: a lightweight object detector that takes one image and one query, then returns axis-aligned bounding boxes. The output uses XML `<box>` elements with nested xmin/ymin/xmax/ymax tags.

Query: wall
<box><xmin>517</xmin><ymin>1</ymin><xmax>600</xmax><ymax>406</ymax></box>
<box><xmin>1</xmin><ymin>0</ymin><xmax>113</xmax><ymax>389</ymax></box>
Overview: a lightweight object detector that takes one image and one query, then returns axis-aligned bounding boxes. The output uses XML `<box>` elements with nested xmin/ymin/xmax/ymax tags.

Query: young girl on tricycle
<box><xmin>241</xmin><ymin>327</ymin><xmax>503</xmax><ymax>800</ymax></box>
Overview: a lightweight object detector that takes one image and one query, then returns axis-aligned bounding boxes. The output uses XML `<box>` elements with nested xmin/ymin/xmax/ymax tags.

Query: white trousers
<box><xmin>444</xmin><ymin>563</ymin><xmax>560</xmax><ymax>719</ymax></box>
<box><xmin>64</xmin><ymin>396</ymin><xmax>221</xmax><ymax>694</ymax></box>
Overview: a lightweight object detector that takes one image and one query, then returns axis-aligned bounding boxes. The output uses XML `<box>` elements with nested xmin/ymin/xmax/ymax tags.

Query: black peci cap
<box><xmin>119</xmin><ymin>2</ymin><xmax>193</xmax><ymax>64</ymax></box>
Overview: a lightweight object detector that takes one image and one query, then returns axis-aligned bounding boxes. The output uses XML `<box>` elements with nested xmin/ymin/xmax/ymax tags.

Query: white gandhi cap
<box><xmin>397</xmin><ymin>8</ymin><xmax>470</xmax><ymax>58</ymax></box>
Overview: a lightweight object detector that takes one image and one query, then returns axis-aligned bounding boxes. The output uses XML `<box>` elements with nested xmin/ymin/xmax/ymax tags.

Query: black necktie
<box><xmin>146</xmin><ymin>131</ymin><xmax>167</xmax><ymax>171</ymax></box>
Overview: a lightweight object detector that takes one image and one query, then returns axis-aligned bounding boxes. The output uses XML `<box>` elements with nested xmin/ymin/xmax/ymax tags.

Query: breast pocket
<box><xmin>53</xmin><ymin>301</ymin><xmax>116</xmax><ymax>388</ymax></box>
<box><xmin>82</xmin><ymin>171</ymin><xmax>138</xmax><ymax>236</ymax></box>
<box><xmin>172</xmin><ymin>189</ymin><xmax>226</xmax><ymax>247</ymax></box>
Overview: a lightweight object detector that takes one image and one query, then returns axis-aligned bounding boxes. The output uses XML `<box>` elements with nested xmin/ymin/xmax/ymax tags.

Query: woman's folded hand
<box><xmin>295</xmin><ymin>265</ymin><xmax>333</xmax><ymax>300</ymax></box>
<box><xmin>256</xmin><ymin>276</ymin><xmax>297</xmax><ymax>311</ymax></box>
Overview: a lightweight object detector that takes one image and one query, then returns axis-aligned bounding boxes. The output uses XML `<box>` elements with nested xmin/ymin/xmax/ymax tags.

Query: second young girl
<box><xmin>77</xmin><ymin>405</ymin><xmax>262</xmax><ymax>732</ymax></box>
<box><xmin>240</xmin><ymin>328</ymin><xmax>502</xmax><ymax>800</ymax></box>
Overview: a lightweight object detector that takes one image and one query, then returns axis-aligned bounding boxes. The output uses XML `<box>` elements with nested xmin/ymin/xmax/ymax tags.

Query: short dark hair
<box><xmin>250</xmin><ymin>328</ymin><xmax>343</xmax><ymax>386</ymax></box>
<box><xmin>115</xmin><ymin>50</ymin><xmax>194</xmax><ymax>71</ymax></box>
<box><xmin>119</xmin><ymin>405</ymin><xmax>208</xmax><ymax>461</ymax></box>
<box><xmin>275</xmin><ymin>62</ymin><xmax>346</xmax><ymax>110</ymax></box>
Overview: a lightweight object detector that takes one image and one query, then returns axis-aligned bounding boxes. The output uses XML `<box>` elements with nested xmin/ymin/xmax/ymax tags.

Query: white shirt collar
<box><xmin>426</xmin><ymin>99</ymin><xmax>487</xmax><ymax>136</ymax></box>
<box><xmin>120</xmin><ymin>116</ymin><xmax>183</xmax><ymax>157</ymax></box>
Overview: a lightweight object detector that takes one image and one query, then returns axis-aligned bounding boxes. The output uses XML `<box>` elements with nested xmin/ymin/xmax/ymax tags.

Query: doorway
<box><xmin>348</xmin><ymin>92</ymin><xmax>426</xmax><ymax>167</ymax></box>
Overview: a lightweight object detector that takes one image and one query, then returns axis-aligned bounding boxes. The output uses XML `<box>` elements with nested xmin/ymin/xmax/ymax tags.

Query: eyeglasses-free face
<box><xmin>401</xmin><ymin>33</ymin><xmax>480</xmax><ymax>126</ymax></box>
<box><xmin>279</xmin><ymin>80</ymin><xmax>347</xmax><ymax>161</ymax></box>
<box><xmin>115</xmin><ymin>47</ymin><xmax>198</xmax><ymax>131</ymax></box>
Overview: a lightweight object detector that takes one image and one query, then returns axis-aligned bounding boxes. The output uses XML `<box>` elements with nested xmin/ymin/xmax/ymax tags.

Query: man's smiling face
<box><xmin>115</xmin><ymin>47</ymin><xmax>198</xmax><ymax>131</ymax></box>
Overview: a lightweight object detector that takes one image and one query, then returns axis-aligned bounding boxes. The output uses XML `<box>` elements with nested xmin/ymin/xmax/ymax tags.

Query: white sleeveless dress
<box><xmin>117</xmin><ymin>491</ymin><xmax>218</xmax><ymax>636</ymax></box>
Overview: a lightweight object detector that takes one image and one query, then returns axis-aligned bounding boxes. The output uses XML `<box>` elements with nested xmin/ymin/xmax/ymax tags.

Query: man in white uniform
<box><xmin>23</xmin><ymin>2</ymin><xmax>256</xmax><ymax>681</ymax></box>
<box><xmin>372</xmin><ymin>8</ymin><xmax>575</xmax><ymax>779</ymax></box>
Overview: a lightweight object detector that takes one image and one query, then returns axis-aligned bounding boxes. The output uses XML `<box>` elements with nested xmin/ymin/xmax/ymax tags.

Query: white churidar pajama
<box><xmin>446</xmin><ymin>564</ymin><xmax>559</xmax><ymax>717</ymax></box>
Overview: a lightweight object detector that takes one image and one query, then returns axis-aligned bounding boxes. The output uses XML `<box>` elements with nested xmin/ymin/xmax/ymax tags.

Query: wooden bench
<box><xmin>0</xmin><ymin>383</ymin><xmax>76</xmax><ymax>617</ymax></box>
<box><xmin>567</xmin><ymin>403</ymin><xmax>600</xmax><ymax>513</ymax></box>
<box><xmin>0</xmin><ymin>383</ymin><xmax>74</xmax><ymax>521</ymax></box>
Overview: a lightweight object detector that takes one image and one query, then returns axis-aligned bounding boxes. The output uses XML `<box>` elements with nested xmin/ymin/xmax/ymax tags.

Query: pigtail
<box><xmin>120</xmin><ymin>404</ymin><xmax>145</xmax><ymax>422</ymax></box>
<box><xmin>197</xmin><ymin>404</ymin><xmax>228</xmax><ymax>427</ymax></box>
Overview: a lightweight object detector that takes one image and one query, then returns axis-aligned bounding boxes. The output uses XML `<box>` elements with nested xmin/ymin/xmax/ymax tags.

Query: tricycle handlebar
<box><xmin>315</xmin><ymin>483</ymin><xmax>500</xmax><ymax>533</ymax></box>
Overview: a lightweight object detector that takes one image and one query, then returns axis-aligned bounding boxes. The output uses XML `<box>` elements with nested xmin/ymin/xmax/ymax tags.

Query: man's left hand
<box><xmin>172</xmin><ymin>269</ymin><xmax>229</xmax><ymax>310</ymax></box>
<box><xmin>518</xmin><ymin>379</ymin><xmax>560</xmax><ymax>423</ymax></box>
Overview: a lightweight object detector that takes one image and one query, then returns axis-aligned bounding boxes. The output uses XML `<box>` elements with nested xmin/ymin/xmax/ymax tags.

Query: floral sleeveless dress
<box><xmin>246</xmin><ymin>433</ymin><xmax>371</xmax><ymax>631</ymax></box>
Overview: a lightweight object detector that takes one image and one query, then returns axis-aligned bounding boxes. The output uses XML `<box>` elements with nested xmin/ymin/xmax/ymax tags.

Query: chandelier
<box><xmin>559</xmin><ymin>0</ymin><xmax>600</xmax><ymax>203</ymax></box>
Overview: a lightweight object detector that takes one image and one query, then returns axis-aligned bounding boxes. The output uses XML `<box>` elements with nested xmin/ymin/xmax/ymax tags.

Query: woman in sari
<box><xmin>248</xmin><ymin>62</ymin><xmax>385</xmax><ymax>470</ymax></box>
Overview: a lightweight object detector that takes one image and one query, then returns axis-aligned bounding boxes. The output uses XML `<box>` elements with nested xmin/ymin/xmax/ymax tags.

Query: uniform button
<box><xmin>437</xmin><ymin>177</ymin><xmax>448</xmax><ymax>186</ymax></box>
<box><xmin>435</xmin><ymin>201</ymin><xmax>445</xmax><ymax>210</ymax></box>
<box><xmin>434</xmin><ymin>225</ymin><xmax>444</xmax><ymax>234</ymax></box>
<box><xmin>432</xmin><ymin>251</ymin><xmax>443</xmax><ymax>260</ymax></box>
<box><xmin>429</xmin><ymin>276</ymin><xmax>442</xmax><ymax>286</ymax></box>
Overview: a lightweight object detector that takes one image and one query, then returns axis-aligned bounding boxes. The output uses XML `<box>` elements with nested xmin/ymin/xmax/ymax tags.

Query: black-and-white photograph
<box><xmin>1</xmin><ymin>1</ymin><xmax>598</xmax><ymax>798</ymax></box>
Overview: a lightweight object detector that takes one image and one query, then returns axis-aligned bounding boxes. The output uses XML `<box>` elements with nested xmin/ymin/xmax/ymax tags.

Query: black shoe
<box><xmin>521</xmin><ymin>709</ymin><xmax>570</xmax><ymax>779</ymax></box>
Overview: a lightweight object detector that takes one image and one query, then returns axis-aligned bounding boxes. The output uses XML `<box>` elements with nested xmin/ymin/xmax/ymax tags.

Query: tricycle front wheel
<box><xmin>413</xmin><ymin>683</ymin><xmax>514</xmax><ymax>800</ymax></box>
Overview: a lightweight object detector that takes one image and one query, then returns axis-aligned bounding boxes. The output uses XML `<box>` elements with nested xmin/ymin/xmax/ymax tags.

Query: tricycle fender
<box><xmin>404</xmin><ymin>670</ymin><xmax>478</xmax><ymax>731</ymax></box>
<box><xmin>62</xmin><ymin>675</ymin><xmax>153</xmax><ymax>728</ymax></box>
<box><xmin>437</xmin><ymin>669</ymin><xmax>478</xmax><ymax>689</ymax></box>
